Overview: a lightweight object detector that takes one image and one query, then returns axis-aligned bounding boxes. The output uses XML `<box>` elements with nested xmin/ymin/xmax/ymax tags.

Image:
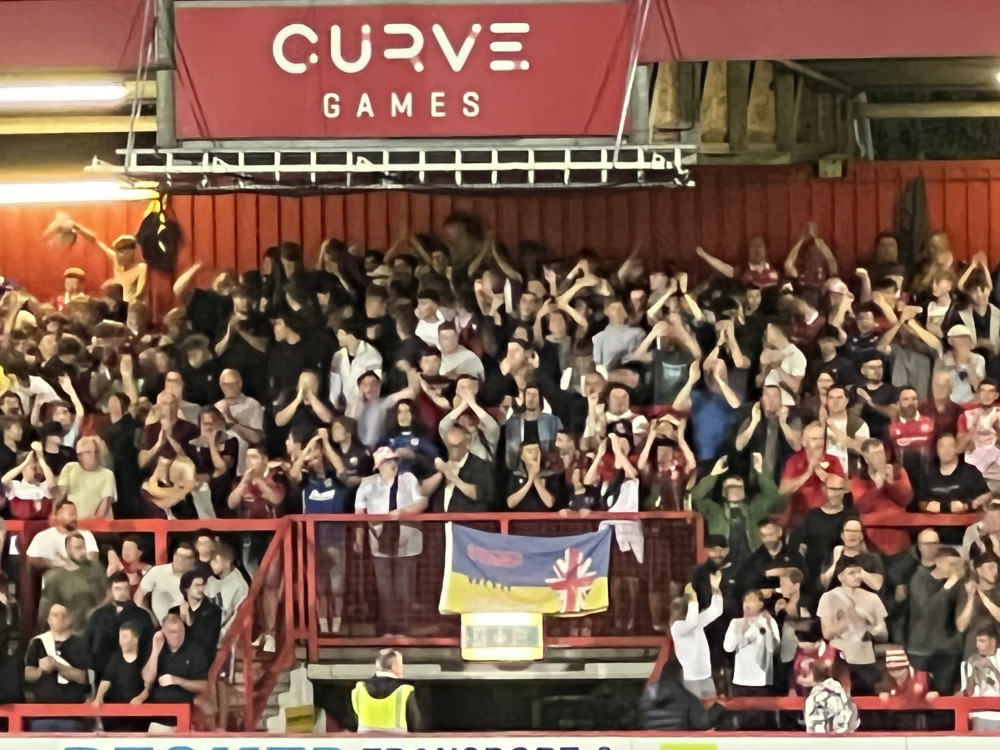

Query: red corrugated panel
<box><xmin>6</xmin><ymin>160</ymin><xmax>1000</xmax><ymax>317</ymax></box>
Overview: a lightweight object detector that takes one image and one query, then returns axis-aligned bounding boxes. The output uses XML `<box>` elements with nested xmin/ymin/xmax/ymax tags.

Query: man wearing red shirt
<box><xmin>887</xmin><ymin>386</ymin><xmax>936</xmax><ymax>485</ymax></box>
<box><xmin>228</xmin><ymin>446</ymin><xmax>286</xmax><ymax>519</ymax></box>
<box><xmin>779</xmin><ymin>422</ymin><xmax>846</xmax><ymax>527</ymax></box>
<box><xmin>695</xmin><ymin>237</ymin><xmax>781</xmax><ymax>289</ymax></box>
<box><xmin>851</xmin><ymin>439</ymin><xmax>914</xmax><ymax>556</ymax></box>
<box><xmin>925</xmin><ymin>371</ymin><xmax>964</xmax><ymax>438</ymax></box>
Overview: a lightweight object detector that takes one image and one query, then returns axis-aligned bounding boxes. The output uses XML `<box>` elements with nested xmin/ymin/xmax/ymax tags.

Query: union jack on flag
<box><xmin>439</xmin><ymin>524</ymin><xmax>611</xmax><ymax>616</ymax></box>
<box><xmin>545</xmin><ymin>547</ymin><xmax>598</xmax><ymax>613</ymax></box>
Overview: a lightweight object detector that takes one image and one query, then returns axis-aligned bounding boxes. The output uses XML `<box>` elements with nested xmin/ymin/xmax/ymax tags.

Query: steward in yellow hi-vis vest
<box><xmin>351</xmin><ymin>648</ymin><xmax>421</xmax><ymax>733</ymax></box>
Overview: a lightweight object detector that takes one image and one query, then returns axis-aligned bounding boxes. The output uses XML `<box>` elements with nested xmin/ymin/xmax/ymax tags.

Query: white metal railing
<box><xmin>87</xmin><ymin>142</ymin><xmax>697</xmax><ymax>189</ymax></box>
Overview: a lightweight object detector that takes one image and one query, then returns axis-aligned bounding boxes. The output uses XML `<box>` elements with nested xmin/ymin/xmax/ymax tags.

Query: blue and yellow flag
<box><xmin>439</xmin><ymin>523</ymin><xmax>612</xmax><ymax>616</ymax></box>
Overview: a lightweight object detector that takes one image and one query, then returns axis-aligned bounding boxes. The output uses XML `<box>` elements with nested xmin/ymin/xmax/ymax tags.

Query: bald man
<box><xmin>352</xmin><ymin>649</ymin><xmax>422</xmax><ymax>733</ymax></box>
<box><xmin>215</xmin><ymin>369</ymin><xmax>264</xmax><ymax>474</ymax></box>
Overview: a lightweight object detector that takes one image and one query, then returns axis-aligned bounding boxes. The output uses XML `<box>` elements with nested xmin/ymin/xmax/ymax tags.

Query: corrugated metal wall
<box><xmin>5</xmin><ymin>160</ymin><xmax>1000</xmax><ymax>316</ymax></box>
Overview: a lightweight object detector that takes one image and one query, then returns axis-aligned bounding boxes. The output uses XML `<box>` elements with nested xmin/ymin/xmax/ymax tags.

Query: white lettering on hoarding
<box><xmin>383</xmin><ymin>24</ymin><xmax>425</xmax><ymax>71</ymax></box>
<box><xmin>391</xmin><ymin>92</ymin><xmax>414</xmax><ymax>117</ymax></box>
<box><xmin>463</xmin><ymin>91</ymin><xmax>480</xmax><ymax>117</ymax></box>
<box><xmin>489</xmin><ymin>23</ymin><xmax>530</xmax><ymax>71</ymax></box>
<box><xmin>272</xmin><ymin>23</ymin><xmax>319</xmax><ymax>74</ymax></box>
<box><xmin>432</xmin><ymin>23</ymin><xmax>481</xmax><ymax>72</ymax></box>
<box><xmin>330</xmin><ymin>23</ymin><xmax>373</xmax><ymax>73</ymax></box>
<box><xmin>271</xmin><ymin>22</ymin><xmax>528</xmax><ymax>75</ymax></box>
<box><xmin>323</xmin><ymin>92</ymin><xmax>340</xmax><ymax>118</ymax></box>
<box><xmin>270</xmin><ymin>19</ymin><xmax>527</xmax><ymax>124</ymax></box>
<box><xmin>430</xmin><ymin>91</ymin><xmax>445</xmax><ymax>117</ymax></box>
<box><xmin>356</xmin><ymin>93</ymin><xmax>375</xmax><ymax>118</ymax></box>
<box><xmin>320</xmin><ymin>91</ymin><xmax>479</xmax><ymax>119</ymax></box>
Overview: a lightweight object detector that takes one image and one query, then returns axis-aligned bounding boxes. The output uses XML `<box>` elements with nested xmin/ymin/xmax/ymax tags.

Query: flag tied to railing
<box><xmin>439</xmin><ymin>523</ymin><xmax>611</xmax><ymax>616</ymax></box>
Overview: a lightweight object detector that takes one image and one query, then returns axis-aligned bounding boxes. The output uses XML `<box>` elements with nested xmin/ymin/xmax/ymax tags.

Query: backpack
<box><xmin>805</xmin><ymin>680</ymin><xmax>859</xmax><ymax>734</ymax></box>
<box><xmin>135</xmin><ymin>196</ymin><xmax>181</xmax><ymax>273</ymax></box>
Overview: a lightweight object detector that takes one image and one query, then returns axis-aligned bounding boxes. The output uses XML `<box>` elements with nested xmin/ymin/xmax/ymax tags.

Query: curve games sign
<box><xmin>173</xmin><ymin>1</ymin><xmax>635</xmax><ymax>139</ymax></box>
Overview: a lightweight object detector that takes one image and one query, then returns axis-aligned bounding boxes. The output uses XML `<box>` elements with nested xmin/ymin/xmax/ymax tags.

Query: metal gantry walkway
<box><xmin>88</xmin><ymin>140</ymin><xmax>698</xmax><ymax>191</ymax></box>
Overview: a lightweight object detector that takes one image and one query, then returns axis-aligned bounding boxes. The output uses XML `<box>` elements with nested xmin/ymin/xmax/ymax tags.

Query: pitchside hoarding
<box><xmin>4</xmin><ymin>737</ymin><xmax>1000</xmax><ymax>750</ymax></box>
<box><xmin>0</xmin><ymin>735</ymin><xmax>941</xmax><ymax>750</ymax></box>
<box><xmin>173</xmin><ymin>1</ymin><xmax>634</xmax><ymax>139</ymax></box>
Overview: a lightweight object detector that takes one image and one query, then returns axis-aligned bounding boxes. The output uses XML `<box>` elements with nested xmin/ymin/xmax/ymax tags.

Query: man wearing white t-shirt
<box><xmin>206</xmin><ymin>540</ymin><xmax>249</xmax><ymax>731</ymax></box>
<box><xmin>134</xmin><ymin>541</ymin><xmax>196</xmax><ymax>625</ymax></box>
<box><xmin>758</xmin><ymin>321</ymin><xmax>806</xmax><ymax>396</ymax></box>
<box><xmin>671</xmin><ymin>570</ymin><xmax>723</xmax><ymax>698</ymax></box>
<box><xmin>25</xmin><ymin>500</ymin><xmax>98</xmax><ymax>569</ymax></box>
<box><xmin>823</xmin><ymin>385</ymin><xmax>870</xmax><ymax>477</ymax></box>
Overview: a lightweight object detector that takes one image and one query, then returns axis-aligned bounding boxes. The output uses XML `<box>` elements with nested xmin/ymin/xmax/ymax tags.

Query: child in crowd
<box><xmin>804</xmin><ymin>661</ymin><xmax>859</xmax><ymax>734</ymax></box>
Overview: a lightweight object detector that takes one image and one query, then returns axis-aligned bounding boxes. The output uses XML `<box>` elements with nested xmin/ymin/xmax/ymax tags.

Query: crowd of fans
<box><xmin>1</xmin><ymin>210</ymin><xmax>1000</xmax><ymax>732</ymax></box>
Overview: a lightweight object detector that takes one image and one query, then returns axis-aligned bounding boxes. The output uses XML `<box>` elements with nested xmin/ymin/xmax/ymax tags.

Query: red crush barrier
<box><xmin>2</xmin><ymin>510</ymin><xmax>988</xmax><ymax>732</ymax></box>
<box><xmin>0</xmin><ymin>703</ymin><xmax>191</xmax><ymax>732</ymax></box>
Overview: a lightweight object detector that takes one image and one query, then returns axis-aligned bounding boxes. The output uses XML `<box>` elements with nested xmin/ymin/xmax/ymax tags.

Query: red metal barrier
<box><xmin>206</xmin><ymin>518</ymin><xmax>298</xmax><ymax>732</ymax></box>
<box><xmin>299</xmin><ymin>511</ymin><xmax>702</xmax><ymax>655</ymax></box>
<box><xmin>3</xmin><ymin>509</ymin><xmax>990</xmax><ymax>733</ymax></box>
<box><xmin>718</xmin><ymin>695</ymin><xmax>1000</xmax><ymax>733</ymax></box>
<box><xmin>0</xmin><ymin>703</ymin><xmax>190</xmax><ymax>732</ymax></box>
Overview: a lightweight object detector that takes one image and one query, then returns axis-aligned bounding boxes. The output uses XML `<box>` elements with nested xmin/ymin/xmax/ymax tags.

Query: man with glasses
<box><xmin>134</xmin><ymin>542</ymin><xmax>196</xmax><ymax>626</ymax></box>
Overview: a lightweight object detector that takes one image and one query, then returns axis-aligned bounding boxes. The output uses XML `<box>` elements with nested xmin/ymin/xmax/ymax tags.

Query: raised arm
<box><xmin>783</xmin><ymin>229</ymin><xmax>808</xmax><ymax>279</ymax></box>
<box><xmin>1</xmin><ymin>454</ymin><xmax>31</xmax><ymax>485</ymax></box>
<box><xmin>132</xmin><ymin>263</ymin><xmax>148</xmax><ymax>300</ymax></box>
<box><xmin>58</xmin><ymin>375</ymin><xmax>84</xmax><ymax>434</ymax></box>
<box><xmin>671</xmin><ymin>359</ymin><xmax>702</xmax><ymax>414</ymax></box>
<box><xmin>735</xmin><ymin>404</ymin><xmax>761</xmax><ymax>452</ymax></box>
<box><xmin>583</xmin><ymin>441</ymin><xmax>608</xmax><ymax>486</ymax></box>
<box><xmin>810</xmin><ymin>224</ymin><xmax>838</xmax><ymax>276</ymax></box>
<box><xmin>491</xmin><ymin>241</ymin><xmax>523</xmax><ymax>283</ymax></box>
<box><xmin>632</xmin><ymin>321</ymin><xmax>670</xmax><ymax>361</ymax></box>
<box><xmin>69</xmin><ymin>220</ymin><xmax>116</xmax><ymax>261</ymax></box>
<box><xmin>695</xmin><ymin>246</ymin><xmax>735</xmax><ymax>278</ymax></box>
<box><xmin>172</xmin><ymin>261</ymin><xmax>203</xmax><ymax>302</ymax></box>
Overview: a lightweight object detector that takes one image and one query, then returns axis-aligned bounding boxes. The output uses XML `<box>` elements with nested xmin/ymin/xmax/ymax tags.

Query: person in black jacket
<box><xmin>85</xmin><ymin>572</ymin><xmax>156</xmax><ymax>684</ymax></box>
<box><xmin>423</xmin><ymin>425</ymin><xmax>495</xmax><ymax>512</ymax></box>
<box><xmin>640</xmin><ymin>657</ymin><xmax>729</xmax><ymax>730</ymax></box>
<box><xmin>168</xmin><ymin>570</ymin><xmax>222</xmax><ymax>668</ymax></box>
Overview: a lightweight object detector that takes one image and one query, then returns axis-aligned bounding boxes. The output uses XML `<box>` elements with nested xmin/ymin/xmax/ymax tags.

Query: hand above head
<box><xmin>710</xmin><ymin>456</ymin><xmax>729</xmax><ymax>476</ymax></box>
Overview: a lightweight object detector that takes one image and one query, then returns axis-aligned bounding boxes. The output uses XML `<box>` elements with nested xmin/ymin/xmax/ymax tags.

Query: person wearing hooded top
<box><xmin>639</xmin><ymin>656</ymin><xmax>729</xmax><ymax>730</ymax></box>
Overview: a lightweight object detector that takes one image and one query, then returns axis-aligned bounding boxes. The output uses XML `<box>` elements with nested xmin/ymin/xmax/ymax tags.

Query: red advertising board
<box><xmin>173</xmin><ymin>1</ymin><xmax>634</xmax><ymax>140</ymax></box>
<box><xmin>641</xmin><ymin>0</ymin><xmax>1000</xmax><ymax>63</ymax></box>
<box><xmin>0</xmin><ymin>0</ymin><xmax>149</xmax><ymax>74</ymax></box>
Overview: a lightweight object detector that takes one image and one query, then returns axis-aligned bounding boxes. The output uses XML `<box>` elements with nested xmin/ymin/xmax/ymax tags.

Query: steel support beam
<box><xmin>155</xmin><ymin>0</ymin><xmax>176</xmax><ymax>148</ymax></box>
<box><xmin>855</xmin><ymin>101</ymin><xmax>1000</xmax><ymax>118</ymax></box>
